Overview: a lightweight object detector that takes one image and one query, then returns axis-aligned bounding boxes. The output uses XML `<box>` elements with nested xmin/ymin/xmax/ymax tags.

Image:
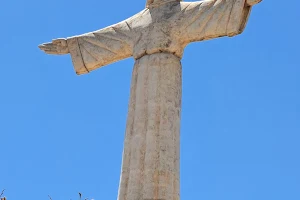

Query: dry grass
<box><xmin>0</xmin><ymin>189</ymin><xmax>6</xmax><ymax>200</ymax></box>
<box><xmin>0</xmin><ymin>189</ymin><xmax>93</xmax><ymax>200</ymax></box>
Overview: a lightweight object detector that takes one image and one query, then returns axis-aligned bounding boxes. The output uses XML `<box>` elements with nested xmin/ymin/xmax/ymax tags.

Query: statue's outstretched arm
<box><xmin>177</xmin><ymin>0</ymin><xmax>261</xmax><ymax>44</ymax></box>
<box><xmin>39</xmin><ymin>19</ymin><xmax>134</xmax><ymax>75</ymax></box>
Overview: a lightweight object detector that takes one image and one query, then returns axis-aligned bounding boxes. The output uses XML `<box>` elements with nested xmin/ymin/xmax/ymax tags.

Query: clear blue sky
<box><xmin>1</xmin><ymin>0</ymin><xmax>299</xmax><ymax>199</ymax></box>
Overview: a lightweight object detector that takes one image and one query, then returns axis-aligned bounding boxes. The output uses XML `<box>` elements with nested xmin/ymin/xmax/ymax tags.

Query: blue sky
<box><xmin>1</xmin><ymin>0</ymin><xmax>299</xmax><ymax>199</ymax></box>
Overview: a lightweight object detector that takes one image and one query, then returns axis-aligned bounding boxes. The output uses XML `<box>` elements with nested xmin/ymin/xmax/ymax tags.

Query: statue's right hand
<box><xmin>38</xmin><ymin>38</ymin><xmax>69</xmax><ymax>55</ymax></box>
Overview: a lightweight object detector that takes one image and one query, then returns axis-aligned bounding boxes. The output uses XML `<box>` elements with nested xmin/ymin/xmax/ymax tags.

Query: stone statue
<box><xmin>39</xmin><ymin>0</ymin><xmax>262</xmax><ymax>199</ymax></box>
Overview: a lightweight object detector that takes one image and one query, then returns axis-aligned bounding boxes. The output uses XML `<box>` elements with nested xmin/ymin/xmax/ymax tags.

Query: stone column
<box><xmin>118</xmin><ymin>52</ymin><xmax>182</xmax><ymax>200</ymax></box>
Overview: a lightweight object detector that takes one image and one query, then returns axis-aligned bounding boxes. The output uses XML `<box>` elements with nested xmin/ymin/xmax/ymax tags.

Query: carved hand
<box><xmin>39</xmin><ymin>38</ymin><xmax>69</xmax><ymax>55</ymax></box>
<box><xmin>247</xmin><ymin>0</ymin><xmax>262</xmax><ymax>6</ymax></box>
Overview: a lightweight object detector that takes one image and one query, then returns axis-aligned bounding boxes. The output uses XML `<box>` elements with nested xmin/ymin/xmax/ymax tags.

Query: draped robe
<box><xmin>65</xmin><ymin>0</ymin><xmax>255</xmax><ymax>199</ymax></box>
<box><xmin>67</xmin><ymin>0</ymin><xmax>252</xmax><ymax>75</ymax></box>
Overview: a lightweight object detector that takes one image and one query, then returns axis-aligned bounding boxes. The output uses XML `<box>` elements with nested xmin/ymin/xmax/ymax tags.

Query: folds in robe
<box><xmin>177</xmin><ymin>0</ymin><xmax>252</xmax><ymax>43</ymax></box>
<box><xmin>67</xmin><ymin>21</ymin><xmax>134</xmax><ymax>75</ymax></box>
<box><xmin>66</xmin><ymin>0</ymin><xmax>256</xmax><ymax>75</ymax></box>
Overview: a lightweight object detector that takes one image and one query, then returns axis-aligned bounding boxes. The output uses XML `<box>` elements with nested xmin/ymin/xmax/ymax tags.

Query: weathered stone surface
<box><xmin>118</xmin><ymin>53</ymin><xmax>181</xmax><ymax>200</ymax></box>
<box><xmin>38</xmin><ymin>0</ymin><xmax>262</xmax><ymax>199</ymax></box>
<box><xmin>39</xmin><ymin>0</ymin><xmax>261</xmax><ymax>75</ymax></box>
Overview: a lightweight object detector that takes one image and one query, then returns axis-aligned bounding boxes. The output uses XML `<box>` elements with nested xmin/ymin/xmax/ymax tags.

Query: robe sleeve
<box><xmin>66</xmin><ymin>20</ymin><xmax>134</xmax><ymax>75</ymax></box>
<box><xmin>178</xmin><ymin>0</ymin><xmax>252</xmax><ymax>44</ymax></box>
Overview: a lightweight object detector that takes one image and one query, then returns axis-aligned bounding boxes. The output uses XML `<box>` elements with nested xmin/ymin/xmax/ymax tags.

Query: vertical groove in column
<box><xmin>155</xmin><ymin>54</ymin><xmax>162</xmax><ymax>199</ymax></box>
<box><xmin>157</xmin><ymin>54</ymin><xmax>163</xmax><ymax>199</ymax></box>
<box><xmin>139</xmin><ymin>54</ymin><xmax>150</xmax><ymax>199</ymax></box>
<box><xmin>143</xmin><ymin>54</ymin><xmax>161</xmax><ymax>199</ymax></box>
<box><xmin>173</xmin><ymin>59</ymin><xmax>182</xmax><ymax>200</ymax></box>
<box><xmin>166</xmin><ymin>55</ymin><xmax>176</xmax><ymax>200</ymax></box>
<box><xmin>126</xmin><ymin>58</ymin><xmax>148</xmax><ymax>200</ymax></box>
<box><xmin>157</xmin><ymin>53</ymin><xmax>180</xmax><ymax>199</ymax></box>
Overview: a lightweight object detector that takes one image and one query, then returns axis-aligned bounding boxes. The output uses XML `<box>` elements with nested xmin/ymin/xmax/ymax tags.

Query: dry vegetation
<box><xmin>48</xmin><ymin>192</ymin><xmax>93</xmax><ymax>200</ymax></box>
<box><xmin>0</xmin><ymin>189</ymin><xmax>6</xmax><ymax>200</ymax></box>
<box><xmin>0</xmin><ymin>190</ymin><xmax>93</xmax><ymax>200</ymax></box>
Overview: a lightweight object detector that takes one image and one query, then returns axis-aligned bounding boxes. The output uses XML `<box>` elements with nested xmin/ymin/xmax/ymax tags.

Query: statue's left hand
<box><xmin>247</xmin><ymin>0</ymin><xmax>262</xmax><ymax>6</ymax></box>
<box><xmin>39</xmin><ymin>38</ymin><xmax>69</xmax><ymax>55</ymax></box>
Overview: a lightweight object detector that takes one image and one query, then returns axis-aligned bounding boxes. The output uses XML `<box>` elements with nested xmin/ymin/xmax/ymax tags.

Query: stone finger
<box><xmin>39</xmin><ymin>43</ymin><xmax>55</xmax><ymax>49</ymax></box>
<box><xmin>40</xmin><ymin>42</ymin><xmax>54</xmax><ymax>46</ymax></box>
<box><xmin>44</xmin><ymin>50</ymin><xmax>59</xmax><ymax>54</ymax></box>
<box><xmin>38</xmin><ymin>45</ymin><xmax>50</xmax><ymax>51</ymax></box>
<box><xmin>39</xmin><ymin>45</ymin><xmax>56</xmax><ymax>52</ymax></box>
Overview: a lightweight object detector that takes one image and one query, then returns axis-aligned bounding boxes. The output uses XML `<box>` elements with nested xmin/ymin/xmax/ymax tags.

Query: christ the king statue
<box><xmin>39</xmin><ymin>0</ymin><xmax>262</xmax><ymax>199</ymax></box>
